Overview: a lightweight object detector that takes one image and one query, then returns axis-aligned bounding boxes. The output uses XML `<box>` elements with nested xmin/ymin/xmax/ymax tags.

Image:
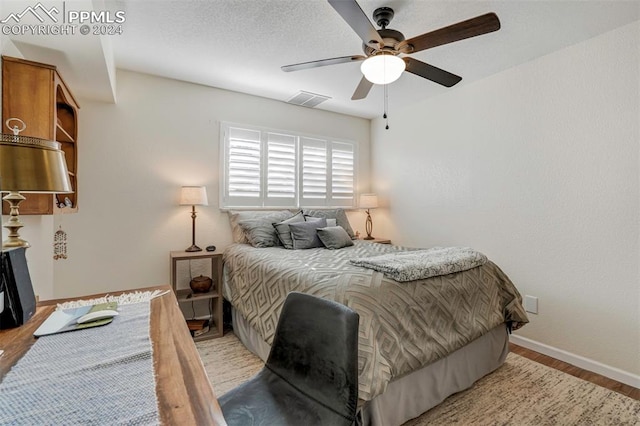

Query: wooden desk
<box><xmin>0</xmin><ymin>285</ymin><xmax>227</xmax><ymax>426</ymax></box>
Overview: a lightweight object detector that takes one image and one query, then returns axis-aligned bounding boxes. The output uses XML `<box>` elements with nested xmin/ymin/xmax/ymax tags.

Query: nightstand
<box><xmin>170</xmin><ymin>251</ymin><xmax>223</xmax><ymax>340</ymax></box>
<box><xmin>361</xmin><ymin>237</ymin><xmax>392</xmax><ymax>244</ymax></box>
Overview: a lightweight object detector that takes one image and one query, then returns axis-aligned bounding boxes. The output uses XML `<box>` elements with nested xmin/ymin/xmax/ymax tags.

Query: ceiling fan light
<box><xmin>361</xmin><ymin>54</ymin><xmax>406</xmax><ymax>85</ymax></box>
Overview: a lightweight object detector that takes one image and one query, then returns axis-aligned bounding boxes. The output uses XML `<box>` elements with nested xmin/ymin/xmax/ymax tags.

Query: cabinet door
<box><xmin>1</xmin><ymin>58</ymin><xmax>55</xmax><ymax>214</ymax></box>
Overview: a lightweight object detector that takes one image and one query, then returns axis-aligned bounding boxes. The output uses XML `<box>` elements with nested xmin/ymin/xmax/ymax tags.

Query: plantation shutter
<box><xmin>224</xmin><ymin>126</ymin><xmax>262</xmax><ymax>207</ymax></box>
<box><xmin>300</xmin><ymin>137</ymin><xmax>327</xmax><ymax>206</ymax></box>
<box><xmin>330</xmin><ymin>141</ymin><xmax>355</xmax><ymax>206</ymax></box>
<box><xmin>266</xmin><ymin>132</ymin><xmax>296</xmax><ymax>206</ymax></box>
<box><xmin>221</xmin><ymin>122</ymin><xmax>357</xmax><ymax>209</ymax></box>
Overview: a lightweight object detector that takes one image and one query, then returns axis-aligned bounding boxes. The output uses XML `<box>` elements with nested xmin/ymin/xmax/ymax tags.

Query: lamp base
<box><xmin>2</xmin><ymin>238</ymin><xmax>31</xmax><ymax>250</ymax></box>
<box><xmin>185</xmin><ymin>244</ymin><xmax>202</xmax><ymax>252</ymax></box>
<box><xmin>2</xmin><ymin>191</ymin><xmax>30</xmax><ymax>250</ymax></box>
<box><xmin>364</xmin><ymin>210</ymin><xmax>374</xmax><ymax>241</ymax></box>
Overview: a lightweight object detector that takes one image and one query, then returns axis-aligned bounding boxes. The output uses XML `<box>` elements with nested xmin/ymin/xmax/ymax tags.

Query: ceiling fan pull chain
<box><xmin>384</xmin><ymin>84</ymin><xmax>390</xmax><ymax>130</ymax></box>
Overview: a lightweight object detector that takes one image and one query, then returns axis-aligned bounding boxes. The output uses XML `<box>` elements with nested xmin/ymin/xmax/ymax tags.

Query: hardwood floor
<box><xmin>509</xmin><ymin>343</ymin><xmax>640</xmax><ymax>401</ymax></box>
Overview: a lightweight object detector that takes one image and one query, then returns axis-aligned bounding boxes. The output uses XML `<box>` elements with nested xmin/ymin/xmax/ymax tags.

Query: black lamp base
<box><xmin>185</xmin><ymin>205</ymin><xmax>202</xmax><ymax>252</ymax></box>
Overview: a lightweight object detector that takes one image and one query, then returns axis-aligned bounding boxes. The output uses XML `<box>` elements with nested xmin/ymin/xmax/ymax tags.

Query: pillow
<box><xmin>228</xmin><ymin>210</ymin><xmax>291</xmax><ymax>243</ymax></box>
<box><xmin>304</xmin><ymin>215</ymin><xmax>325</xmax><ymax>223</ymax></box>
<box><xmin>289</xmin><ymin>218</ymin><xmax>327</xmax><ymax>249</ymax></box>
<box><xmin>317</xmin><ymin>226</ymin><xmax>354</xmax><ymax>250</ymax></box>
<box><xmin>238</xmin><ymin>218</ymin><xmax>282</xmax><ymax>248</ymax></box>
<box><xmin>303</xmin><ymin>209</ymin><xmax>356</xmax><ymax>239</ymax></box>
<box><xmin>273</xmin><ymin>211</ymin><xmax>305</xmax><ymax>249</ymax></box>
<box><xmin>326</xmin><ymin>218</ymin><xmax>337</xmax><ymax>227</ymax></box>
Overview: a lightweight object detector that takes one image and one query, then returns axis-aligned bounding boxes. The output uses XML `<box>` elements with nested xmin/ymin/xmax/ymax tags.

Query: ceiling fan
<box><xmin>282</xmin><ymin>0</ymin><xmax>501</xmax><ymax>101</ymax></box>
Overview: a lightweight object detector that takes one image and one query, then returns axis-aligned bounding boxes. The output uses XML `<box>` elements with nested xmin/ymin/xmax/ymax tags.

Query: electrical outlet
<box><xmin>524</xmin><ymin>295</ymin><xmax>538</xmax><ymax>314</ymax></box>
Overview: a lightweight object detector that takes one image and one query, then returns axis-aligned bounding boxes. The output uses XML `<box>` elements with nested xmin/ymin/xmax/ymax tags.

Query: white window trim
<box><xmin>220</xmin><ymin>122</ymin><xmax>358</xmax><ymax>209</ymax></box>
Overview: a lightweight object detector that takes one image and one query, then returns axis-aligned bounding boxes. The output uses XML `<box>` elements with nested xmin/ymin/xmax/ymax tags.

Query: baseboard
<box><xmin>509</xmin><ymin>334</ymin><xmax>640</xmax><ymax>389</ymax></box>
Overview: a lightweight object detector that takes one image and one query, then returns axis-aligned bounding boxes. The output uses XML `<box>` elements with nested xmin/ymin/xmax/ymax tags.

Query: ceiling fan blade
<box><xmin>351</xmin><ymin>76</ymin><xmax>374</xmax><ymax>100</ymax></box>
<box><xmin>397</xmin><ymin>12</ymin><xmax>500</xmax><ymax>54</ymax></box>
<box><xmin>328</xmin><ymin>0</ymin><xmax>384</xmax><ymax>49</ymax></box>
<box><xmin>282</xmin><ymin>55</ymin><xmax>366</xmax><ymax>72</ymax></box>
<box><xmin>403</xmin><ymin>57</ymin><xmax>462</xmax><ymax>87</ymax></box>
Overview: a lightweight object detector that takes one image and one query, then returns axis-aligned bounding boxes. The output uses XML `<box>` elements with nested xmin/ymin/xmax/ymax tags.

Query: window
<box><xmin>221</xmin><ymin>123</ymin><xmax>356</xmax><ymax>209</ymax></box>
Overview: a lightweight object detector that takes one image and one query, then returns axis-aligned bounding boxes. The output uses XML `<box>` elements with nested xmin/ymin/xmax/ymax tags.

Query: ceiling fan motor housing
<box><xmin>363</xmin><ymin>8</ymin><xmax>405</xmax><ymax>56</ymax></box>
<box><xmin>363</xmin><ymin>28</ymin><xmax>405</xmax><ymax>56</ymax></box>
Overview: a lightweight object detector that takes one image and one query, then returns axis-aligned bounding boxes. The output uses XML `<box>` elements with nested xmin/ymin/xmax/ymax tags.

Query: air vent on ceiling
<box><xmin>286</xmin><ymin>91</ymin><xmax>331</xmax><ymax>108</ymax></box>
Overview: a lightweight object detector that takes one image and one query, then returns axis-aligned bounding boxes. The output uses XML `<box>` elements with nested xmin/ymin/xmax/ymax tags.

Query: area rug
<box><xmin>196</xmin><ymin>333</ymin><xmax>640</xmax><ymax>425</ymax></box>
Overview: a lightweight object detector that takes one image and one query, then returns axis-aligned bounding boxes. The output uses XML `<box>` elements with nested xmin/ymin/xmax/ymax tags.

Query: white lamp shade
<box><xmin>360</xmin><ymin>55</ymin><xmax>406</xmax><ymax>85</ymax></box>
<box><xmin>359</xmin><ymin>193</ymin><xmax>378</xmax><ymax>209</ymax></box>
<box><xmin>179</xmin><ymin>186</ymin><xmax>208</xmax><ymax>206</ymax></box>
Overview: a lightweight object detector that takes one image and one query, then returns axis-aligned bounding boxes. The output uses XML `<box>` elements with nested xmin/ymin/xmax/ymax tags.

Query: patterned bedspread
<box><xmin>223</xmin><ymin>241</ymin><xmax>528</xmax><ymax>401</ymax></box>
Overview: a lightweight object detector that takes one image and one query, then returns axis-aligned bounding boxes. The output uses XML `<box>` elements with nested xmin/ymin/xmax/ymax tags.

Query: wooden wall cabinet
<box><xmin>1</xmin><ymin>56</ymin><xmax>79</xmax><ymax>215</ymax></box>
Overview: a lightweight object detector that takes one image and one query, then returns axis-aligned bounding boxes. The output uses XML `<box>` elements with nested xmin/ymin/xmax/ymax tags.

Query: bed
<box><xmin>222</xmin><ymin>223</ymin><xmax>528</xmax><ymax>425</ymax></box>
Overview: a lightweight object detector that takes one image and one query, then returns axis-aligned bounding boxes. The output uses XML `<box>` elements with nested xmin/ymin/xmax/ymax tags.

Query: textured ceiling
<box><xmin>3</xmin><ymin>1</ymin><xmax>639</xmax><ymax>119</ymax></box>
<box><xmin>108</xmin><ymin>0</ymin><xmax>639</xmax><ymax>118</ymax></box>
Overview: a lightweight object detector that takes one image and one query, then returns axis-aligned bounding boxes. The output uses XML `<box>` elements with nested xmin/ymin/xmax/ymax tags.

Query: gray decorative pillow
<box><xmin>303</xmin><ymin>209</ymin><xmax>355</xmax><ymax>239</ymax></box>
<box><xmin>273</xmin><ymin>211</ymin><xmax>305</xmax><ymax>249</ymax></box>
<box><xmin>289</xmin><ymin>218</ymin><xmax>327</xmax><ymax>249</ymax></box>
<box><xmin>317</xmin><ymin>226</ymin><xmax>354</xmax><ymax>250</ymax></box>
<box><xmin>239</xmin><ymin>212</ymin><xmax>294</xmax><ymax>248</ymax></box>
<box><xmin>304</xmin><ymin>215</ymin><xmax>325</xmax><ymax>223</ymax></box>
<box><xmin>228</xmin><ymin>210</ymin><xmax>291</xmax><ymax>244</ymax></box>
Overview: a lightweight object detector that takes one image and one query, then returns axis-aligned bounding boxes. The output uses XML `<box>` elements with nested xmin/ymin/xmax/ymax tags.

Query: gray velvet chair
<box><xmin>219</xmin><ymin>292</ymin><xmax>360</xmax><ymax>426</ymax></box>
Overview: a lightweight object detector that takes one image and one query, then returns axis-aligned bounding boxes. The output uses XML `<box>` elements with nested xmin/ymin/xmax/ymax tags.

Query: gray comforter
<box><xmin>223</xmin><ymin>241</ymin><xmax>528</xmax><ymax>401</ymax></box>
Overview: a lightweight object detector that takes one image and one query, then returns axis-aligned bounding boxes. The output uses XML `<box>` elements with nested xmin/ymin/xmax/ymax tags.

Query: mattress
<box><xmin>222</xmin><ymin>241</ymin><xmax>528</xmax><ymax>401</ymax></box>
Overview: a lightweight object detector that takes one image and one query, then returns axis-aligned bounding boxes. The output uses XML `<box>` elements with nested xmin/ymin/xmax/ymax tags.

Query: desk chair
<box><xmin>219</xmin><ymin>292</ymin><xmax>359</xmax><ymax>426</ymax></box>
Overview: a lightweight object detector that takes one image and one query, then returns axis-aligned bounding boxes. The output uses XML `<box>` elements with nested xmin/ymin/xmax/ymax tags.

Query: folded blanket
<box><xmin>350</xmin><ymin>246</ymin><xmax>487</xmax><ymax>282</ymax></box>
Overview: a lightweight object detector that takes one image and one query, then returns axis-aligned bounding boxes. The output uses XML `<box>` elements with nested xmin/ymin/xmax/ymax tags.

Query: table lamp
<box><xmin>359</xmin><ymin>193</ymin><xmax>378</xmax><ymax>240</ymax></box>
<box><xmin>179</xmin><ymin>186</ymin><xmax>208</xmax><ymax>252</ymax></box>
<box><xmin>0</xmin><ymin>118</ymin><xmax>73</xmax><ymax>249</ymax></box>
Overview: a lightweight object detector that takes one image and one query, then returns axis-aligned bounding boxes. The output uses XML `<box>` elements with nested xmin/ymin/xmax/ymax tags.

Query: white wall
<box><xmin>371</xmin><ymin>21</ymin><xmax>639</xmax><ymax>377</ymax></box>
<box><xmin>52</xmin><ymin>70</ymin><xmax>370</xmax><ymax>298</ymax></box>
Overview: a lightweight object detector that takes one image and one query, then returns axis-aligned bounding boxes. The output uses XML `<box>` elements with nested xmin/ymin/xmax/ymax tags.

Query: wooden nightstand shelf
<box><xmin>170</xmin><ymin>251</ymin><xmax>223</xmax><ymax>341</ymax></box>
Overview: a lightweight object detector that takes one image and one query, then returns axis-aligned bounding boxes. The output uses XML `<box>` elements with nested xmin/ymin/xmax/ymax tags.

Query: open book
<box><xmin>34</xmin><ymin>302</ymin><xmax>118</xmax><ymax>337</ymax></box>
